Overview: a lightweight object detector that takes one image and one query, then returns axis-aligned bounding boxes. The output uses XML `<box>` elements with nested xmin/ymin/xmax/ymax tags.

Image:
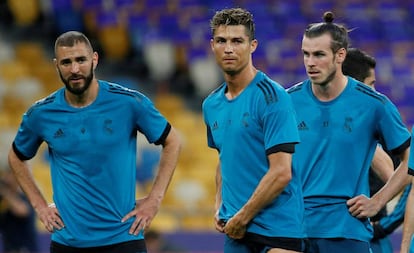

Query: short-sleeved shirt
<box><xmin>287</xmin><ymin>77</ymin><xmax>410</xmax><ymax>241</ymax></box>
<box><xmin>202</xmin><ymin>71</ymin><xmax>304</xmax><ymax>238</ymax></box>
<box><xmin>12</xmin><ymin>80</ymin><xmax>169</xmax><ymax>247</ymax></box>
<box><xmin>407</xmin><ymin>128</ymin><xmax>414</xmax><ymax>175</ymax></box>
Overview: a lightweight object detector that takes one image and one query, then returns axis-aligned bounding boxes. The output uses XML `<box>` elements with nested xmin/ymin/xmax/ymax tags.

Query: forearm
<box><xmin>401</xmin><ymin>180</ymin><xmax>414</xmax><ymax>253</ymax></box>
<box><xmin>215</xmin><ymin>163</ymin><xmax>222</xmax><ymax>212</ymax></box>
<box><xmin>147</xmin><ymin>127</ymin><xmax>181</xmax><ymax>203</ymax></box>
<box><xmin>371</xmin><ymin>146</ymin><xmax>394</xmax><ymax>182</ymax></box>
<box><xmin>8</xmin><ymin>149</ymin><xmax>48</xmax><ymax>214</ymax></box>
<box><xmin>236</xmin><ymin>152</ymin><xmax>292</xmax><ymax>224</ymax></box>
<box><xmin>372</xmin><ymin>150</ymin><xmax>410</xmax><ymax>210</ymax></box>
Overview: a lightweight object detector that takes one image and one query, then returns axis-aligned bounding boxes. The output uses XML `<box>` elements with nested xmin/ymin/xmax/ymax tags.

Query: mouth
<box><xmin>223</xmin><ymin>57</ymin><xmax>236</xmax><ymax>62</ymax></box>
<box><xmin>69</xmin><ymin>76</ymin><xmax>84</xmax><ymax>83</ymax></box>
<box><xmin>307</xmin><ymin>70</ymin><xmax>319</xmax><ymax>77</ymax></box>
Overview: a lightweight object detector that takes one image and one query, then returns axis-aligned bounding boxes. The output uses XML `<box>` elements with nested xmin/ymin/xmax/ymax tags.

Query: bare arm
<box><xmin>348</xmin><ymin>147</ymin><xmax>411</xmax><ymax>218</ymax></box>
<box><xmin>8</xmin><ymin>148</ymin><xmax>63</xmax><ymax>232</ymax></box>
<box><xmin>371</xmin><ymin>145</ymin><xmax>394</xmax><ymax>182</ymax></box>
<box><xmin>400</xmin><ymin>178</ymin><xmax>414</xmax><ymax>253</ymax></box>
<box><xmin>224</xmin><ymin>151</ymin><xmax>292</xmax><ymax>239</ymax></box>
<box><xmin>122</xmin><ymin>126</ymin><xmax>181</xmax><ymax>234</ymax></box>
<box><xmin>214</xmin><ymin>163</ymin><xmax>224</xmax><ymax>232</ymax></box>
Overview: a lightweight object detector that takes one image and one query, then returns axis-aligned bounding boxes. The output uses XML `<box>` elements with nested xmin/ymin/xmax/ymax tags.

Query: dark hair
<box><xmin>54</xmin><ymin>31</ymin><xmax>93</xmax><ymax>55</ymax></box>
<box><xmin>304</xmin><ymin>11</ymin><xmax>349</xmax><ymax>53</ymax></box>
<box><xmin>210</xmin><ymin>8</ymin><xmax>255</xmax><ymax>40</ymax></box>
<box><xmin>342</xmin><ymin>48</ymin><xmax>376</xmax><ymax>82</ymax></box>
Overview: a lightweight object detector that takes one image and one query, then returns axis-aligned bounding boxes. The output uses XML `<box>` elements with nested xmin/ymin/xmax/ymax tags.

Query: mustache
<box><xmin>68</xmin><ymin>75</ymin><xmax>85</xmax><ymax>80</ymax></box>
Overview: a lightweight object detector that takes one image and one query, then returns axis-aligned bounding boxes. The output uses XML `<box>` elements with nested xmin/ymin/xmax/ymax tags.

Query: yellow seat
<box><xmin>0</xmin><ymin>60</ymin><xmax>30</xmax><ymax>83</ymax></box>
<box><xmin>98</xmin><ymin>25</ymin><xmax>131</xmax><ymax>60</ymax></box>
<box><xmin>7</xmin><ymin>0</ymin><xmax>40</xmax><ymax>26</ymax></box>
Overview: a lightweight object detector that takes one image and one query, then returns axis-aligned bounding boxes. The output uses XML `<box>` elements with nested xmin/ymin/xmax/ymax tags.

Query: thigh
<box><xmin>305</xmin><ymin>238</ymin><xmax>371</xmax><ymax>253</ymax></box>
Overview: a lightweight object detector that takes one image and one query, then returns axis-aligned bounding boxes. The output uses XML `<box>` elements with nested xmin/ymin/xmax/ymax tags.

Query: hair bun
<box><xmin>323</xmin><ymin>11</ymin><xmax>334</xmax><ymax>23</ymax></box>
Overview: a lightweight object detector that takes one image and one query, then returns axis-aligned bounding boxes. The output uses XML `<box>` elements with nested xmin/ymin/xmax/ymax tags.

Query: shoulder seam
<box><xmin>256</xmin><ymin>79</ymin><xmax>278</xmax><ymax>104</ymax></box>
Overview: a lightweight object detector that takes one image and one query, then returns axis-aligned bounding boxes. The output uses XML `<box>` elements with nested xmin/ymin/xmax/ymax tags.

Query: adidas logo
<box><xmin>298</xmin><ymin>121</ymin><xmax>308</xmax><ymax>130</ymax></box>
<box><xmin>53</xmin><ymin>128</ymin><xmax>64</xmax><ymax>138</ymax></box>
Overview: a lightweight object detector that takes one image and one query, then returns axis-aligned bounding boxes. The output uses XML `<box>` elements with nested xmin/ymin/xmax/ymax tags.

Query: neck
<box><xmin>225</xmin><ymin>67</ymin><xmax>258</xmax><ymax>99</ymax></box>
<box><xmin>65</xmin><ymin>79</ymin><xmax>99</xmax><ymax>108</ymax></box>
<box><xmin>312</xmin><ymin>75</ymin><xmax>348</xmax><ymax>102</ymax></box>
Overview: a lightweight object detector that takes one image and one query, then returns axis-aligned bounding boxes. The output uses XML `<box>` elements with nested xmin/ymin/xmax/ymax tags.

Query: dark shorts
<box><xmin>224</xmin><ymin>233</ymin><xmax>305</xmax><ymax>253</ymax></box>
<box><xmin>50</xmin><ymin>240</ymin><xmax>146</xmax><ymax>253</ymax></box>
<box><xmin>305</xmin><ymin>238</ymin><xmax>371</xmax><ymax>253</ymax></box>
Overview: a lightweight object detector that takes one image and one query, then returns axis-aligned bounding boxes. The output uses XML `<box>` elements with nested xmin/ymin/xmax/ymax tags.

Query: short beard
<box><xmin>316</xmin><ymin>68</ymin><xmax>336</xmax><ymax>87</ymax></box>
<box><xmin>59</xmin><ymin>64</ymin><xmax>94</xmax><ymax>95</ymax></box>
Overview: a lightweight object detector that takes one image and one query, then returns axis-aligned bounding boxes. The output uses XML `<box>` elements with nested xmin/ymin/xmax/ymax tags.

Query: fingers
<box><xmin>122</xmin><ymin>211</ymin><xmax>150</xmax><ymax>235</ymax></box>
<box><xmin>215</xmin><ymin>219</ymin><xmax>225</xmax><ymax>233</ymax></box>
<box><xmin>42</xmin><ymin>203</ymin><xmax>65</xmax><ymax>233</ymax></box>
<box><xmin>129</xmin><ymin>217</ymin><xmax>149</xmax><ymax>235</ymax></box>
<box><xmin>347</xmin><ymin>195</ymin><xmax>373</xmax><ymax>218</ymax></box>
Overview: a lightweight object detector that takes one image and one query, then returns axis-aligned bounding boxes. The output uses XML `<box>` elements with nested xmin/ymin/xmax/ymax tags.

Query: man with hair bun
<box><xmin>287</xmin><ymin>12</ymin><xmax>411</xmax><ymax>253</ymax></box>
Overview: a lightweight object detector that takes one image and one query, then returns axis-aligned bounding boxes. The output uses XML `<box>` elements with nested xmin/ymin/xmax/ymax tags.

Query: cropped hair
<box><xmin>54</xmin><ymin>31</ymin><xmax>93</xmax><ymax>55</ymax></box>
<box><xmin>304</xmin><ymin>11</ymin><xmax>349</xmax><ymax>53</ymax></box>
<box><xmin>342</xmin><ymin>48</ymin><xmax>376</xmax><ymax>82</ymax></box>
<box><xmin>210</xmin><ymin>8</ymin><xmax>255</xmax><ymax>41</ymax></box>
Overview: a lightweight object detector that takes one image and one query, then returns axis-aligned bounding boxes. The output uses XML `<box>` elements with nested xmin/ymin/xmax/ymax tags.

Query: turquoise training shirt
<box><xmin>12</xmin><ymin>80</ymin><xmax>170</xmax><ymax>247</ymax></box>
<box><xmin>287</xmin><ymin>76</ymin><xmax>410</xmax><ymax>241</ymax></box>
<box><xmin>203</xmin><ymin>71</ymin><xmax>304</xmax><ymax>238</ymax></box>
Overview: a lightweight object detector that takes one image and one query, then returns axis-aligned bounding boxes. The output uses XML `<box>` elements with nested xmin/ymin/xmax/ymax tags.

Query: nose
<box><xmin>70</xmin><ymin>62</ymin><xmax>80</xmax><ymax>73</ymax></box>
<box><xmin>224</xmin><ymin>42</ymin><xmax>233</xmax><ymax>53</ymax></box>
<box><xmin>305</xmin><ymin>55</ymin><xmax>316</xmax><ymax>67</ymax></box>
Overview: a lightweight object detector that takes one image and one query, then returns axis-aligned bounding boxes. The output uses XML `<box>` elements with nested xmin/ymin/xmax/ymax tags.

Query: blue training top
<box><xmin>408</xmin><ymin>128</ymin><xmax>414</xmax><ymax>175</ymax></box>
<box><xmin>202</xmin><ymin>71</ymin><xmax>304</xmax><ymax>238</ymax></box>
<box><xmin>12</xmin><ymin>80</ymin><xmax>169</xmax><ymax>247</ymax></box>
<box><xmin>287</xmin><ymin>77</ymin><xmax>410</xmax><ymax>242</ymax></box>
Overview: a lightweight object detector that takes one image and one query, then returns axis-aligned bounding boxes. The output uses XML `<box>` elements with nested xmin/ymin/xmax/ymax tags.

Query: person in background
<box><xmin>343</xmin><ymin>47</ymin><xmax>411</xmax><ymax>253</ymax></box>
<box><xmin>287</xmin><ymin>11</ymin><xmax>411</xmax><ymax>253</ymax></box>
<box><xmin>0</xmin><ymin>167</ymin><xmax>39</xmax><ymax>253</ymax></box>
<box><xmin>144</xmin><ymin>229</ymin><xmax>186</xmax><ymax>253</ymax></box>
<box><xmin>7</xmin><ymin>31</ymin><xmax>182</xmax><ymax>253</ymax></box>
<box><xmin>401</xmin><ymin>135</ymin><xmax>414</xmax><ymax>253</ymax></box>
<box><xmin>203</xmin><ymin>8</ymin><xmax>305</xmax><ymax>253</ymax></box>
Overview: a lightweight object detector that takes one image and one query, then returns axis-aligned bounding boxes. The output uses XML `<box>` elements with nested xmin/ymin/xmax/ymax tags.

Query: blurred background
<box><xmin>0</xmin><ymin>0</ymin><xmax>413</xmax><ymax>252</ymax></box>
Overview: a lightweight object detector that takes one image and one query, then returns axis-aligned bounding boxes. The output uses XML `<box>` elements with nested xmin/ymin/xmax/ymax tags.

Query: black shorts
<box><xmin>230</xmin><ymin>232</ymin><xmax>305</xmax><ymax>252</ymax></box>
<box><xmin>50</xmin><ymin>240</ymin><xmax>146</xmax><ymax>253</ymax></box>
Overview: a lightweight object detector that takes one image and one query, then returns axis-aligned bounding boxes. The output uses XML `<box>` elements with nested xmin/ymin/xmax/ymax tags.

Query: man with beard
<box><xmin>287</xmin><ymin>12</ymin><xmax>411</xmax><ymax>253</ymax></box>
<box><xmin>7</xmin><ymin>31</ymin><xmax>182</xmax><ymax>253</ymax></box>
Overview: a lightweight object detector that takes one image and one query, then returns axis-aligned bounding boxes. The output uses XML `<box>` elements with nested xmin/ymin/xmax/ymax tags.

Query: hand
<box><xmin>347</xmin><ymin>194</ymin><xmax>381</xmax><ymax>218</ymax></box>
<box><xmin>121</xmin><ymin>197</ymin><xmax>160</xmax><ymax>235</ymax></box>
<box><xmin>214</xmin><ymin>211</ymin><xmax>225</xmax><ymax>233</ymax></box>
<box><xmin>223</xmin><ymin>214</ymin><xmax>247</xmax><ymax>239</ymax></box>
<box><xmin>38</xmin><ymin>203</ymin><xmax>64</xmax><ymax>233</ymax></box>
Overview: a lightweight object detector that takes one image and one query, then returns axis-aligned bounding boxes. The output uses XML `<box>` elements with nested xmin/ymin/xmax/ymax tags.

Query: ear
<box><xmin>336</xmin><ymin>48</ymin><xmax>346</xmax><ymax>64</ymax></box>
<box><xmin>53</xmin><ymin>58</ymin><xmax>59</xmax><ymax>72</ymax></box>
<box><xmin>251</xmin><ymin>39</ymin><xmax>258</xmax><ymax>53</ymax></box>
<box><xmin>92</xmin><ymin>51</ymin><xmax>99</xmax><ymax>70</ymax></box>
<box><xmin>210</xmin><ymin>38</ymin><xmax>215</xmax><ymax>52</ymax></box>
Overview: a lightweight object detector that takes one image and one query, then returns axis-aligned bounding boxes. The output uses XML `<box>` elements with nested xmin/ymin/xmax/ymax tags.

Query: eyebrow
<box><xmin>60</xmin><ymin>56</ymin><xmax>87</xmax><ymax>64</ymax></box>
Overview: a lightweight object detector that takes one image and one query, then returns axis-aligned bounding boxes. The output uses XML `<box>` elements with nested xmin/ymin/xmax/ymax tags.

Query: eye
<box><xmin>60</xmin><ymin>60</ymin><xmax>71</xmax><ymax>66</ymax></box>
<box><xmin>215</xmin><ymin>38</ymin><xmax>226</xmax><ymax>44</ymax></box>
